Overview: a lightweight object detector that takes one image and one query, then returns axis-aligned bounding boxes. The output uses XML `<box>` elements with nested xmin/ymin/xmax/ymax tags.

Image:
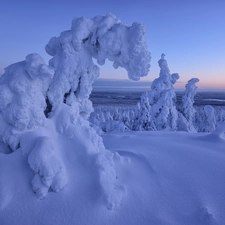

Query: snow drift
<box><xmin>1</xmin><ymin>130</ymin><xmax>225</xmax><ymax>225</ymax></box>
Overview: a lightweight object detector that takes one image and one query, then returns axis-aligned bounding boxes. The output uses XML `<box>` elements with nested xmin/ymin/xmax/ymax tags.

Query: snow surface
<box><xmin>1</xmin><ymin>130</ymin><xmax>225</xmax><ymax>225</ymax></box>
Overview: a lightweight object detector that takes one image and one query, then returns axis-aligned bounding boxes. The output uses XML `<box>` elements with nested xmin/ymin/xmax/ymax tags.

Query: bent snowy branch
<box><xmin>0</xmin><ymin>13</ymin><xmax>151</xmax><ymax>208</ymax></box>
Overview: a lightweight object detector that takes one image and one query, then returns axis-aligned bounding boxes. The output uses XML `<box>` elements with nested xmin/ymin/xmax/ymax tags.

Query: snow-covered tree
<box><xmin>148</xmin><ymin>54</ymin><xmax>179</xmax><ymax>130</ymax></box>
<box><xmin>0</xmin><ymin>55</ymin><xmax>68</xmax><ymax>198</ymax></box>
<box><xmin>216</xmin><ymin>106</ymin><xmax>225</xmax><ymax>123</ymax></box>
<box><xmin>0</xmin><ymin>13</ymin><xmax>150</xmax><ymax>209</ymax></box>
<box><xmin>133</xmin><ymin>91</ymin><xmax>152</xmax><ymax>131</ymax></box>
<box><xmin>203</xmin><ymin>105</ymin><xmax>216</xmax><ymax>132</ymax></box>
<box><xmin>196</xmin><ymin>105</ymin><xmax>216</xmax><ymax>132</ymax></box>
<box><xmin>180</xmin><ymin>78</ymin><xmax>199</xmax><ymax>132</ymax></box>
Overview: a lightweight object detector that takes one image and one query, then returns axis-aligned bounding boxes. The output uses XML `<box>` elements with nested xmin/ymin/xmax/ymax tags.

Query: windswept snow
<box><xmin>1</xmin><ymin>130</ymin><xmax>225</xmax><ymax>225</ymax></box>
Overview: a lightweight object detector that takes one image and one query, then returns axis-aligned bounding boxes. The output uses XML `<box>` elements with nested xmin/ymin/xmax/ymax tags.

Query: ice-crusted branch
<box><xmin>212</xmin><ymin>122</ymin><xmax>225</xmax><ymax>137</ymax></box>
<box><xmin>46</xmin><ymin>13</ymin><xmax>151</xmax><ymax>111</ymax></box>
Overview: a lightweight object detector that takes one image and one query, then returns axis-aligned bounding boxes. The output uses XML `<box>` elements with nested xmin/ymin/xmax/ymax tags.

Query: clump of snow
<box><xmin>212</xmin><ymin>122</ymin><xmax>225</xmax><ymax>138</ymax></box>
<box><xmin>28</xmin><ymin>136</ymin><xmax>67</xmax><ymax>199</ymax></box>
<box><xmin>198</xmin><ymin>207</ymin><xmax>215</xmax><ymax>224</ymax></box>
<box><xmin>0</xmin><ymin>54</ymin><xmax>54</xmax><ymax>150</ymax></box>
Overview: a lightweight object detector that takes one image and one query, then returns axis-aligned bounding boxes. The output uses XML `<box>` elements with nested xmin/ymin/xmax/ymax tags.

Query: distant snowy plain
<box><xmin>90</xmin><ymin>91</ymin><xmax>225</xmax><ymax>107</ymax></box>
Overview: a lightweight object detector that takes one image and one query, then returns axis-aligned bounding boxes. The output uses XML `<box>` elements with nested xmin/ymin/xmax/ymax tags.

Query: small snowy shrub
<box><xmin>133</xmin><ymin>91</ymin><xmax>153</xmax><ymax>131</ymax></box>
<box><xmin>90</xmin><ymin>106</ymin><xmax>136</xmax><ymax>132</ymax></box>
<box><xmin>198</xmin><ymin>105</ymin><xmax>216</xmax><ymax>132</ymax></box>
<box><xmin>100</xmin><ymin>121</ymin><xmax>129</xmax><ymax>133</ymax></box>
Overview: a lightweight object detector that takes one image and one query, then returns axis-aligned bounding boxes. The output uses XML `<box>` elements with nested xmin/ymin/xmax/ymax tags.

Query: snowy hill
<box><xmin>1</xmin><ymin>130</ymin><xmax>225</xmax><ymax>225</ymax></box>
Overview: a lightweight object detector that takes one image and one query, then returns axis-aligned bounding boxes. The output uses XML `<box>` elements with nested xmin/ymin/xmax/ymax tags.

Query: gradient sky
<box><xmin>0</xmin><ymin>0</ymin><xmax>224</xmax><ymax>90</ymax></box>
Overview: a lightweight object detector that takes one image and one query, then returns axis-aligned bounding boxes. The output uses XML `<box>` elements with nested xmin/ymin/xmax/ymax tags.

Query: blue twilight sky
<box><xmin>0</xmin><ymin>0</ymin><xmax>224</xmax><ymax>90</ymax></box>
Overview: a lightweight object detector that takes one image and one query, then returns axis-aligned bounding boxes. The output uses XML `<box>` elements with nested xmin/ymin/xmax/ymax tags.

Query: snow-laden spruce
<box><xmin>0</xmin><ymin>13</ymin><xmax>151</xmax><ymax>209</ymax></box>
<box><xmin>0</xmin><ymin>54</ymin><xmax>54</xmax><ymax>150</ymax></box>
<box><xmin>148</xmin><ymin>54</ymin><xmax>179</xmax><ymax>130</ymax></box>
<box><xmin>179</xmin><ymin>78</ymin><xmax>199</xmax><ymax>132</ymax></box>
<box><xmin>196</xmin><ymin>105</ymin><xmax>216</xmax><ymax>132</ymax></box>
<box><xmin>133</xmin><ymin>91</ymin><xmax>152</xmax><ymax>131</ymax></box>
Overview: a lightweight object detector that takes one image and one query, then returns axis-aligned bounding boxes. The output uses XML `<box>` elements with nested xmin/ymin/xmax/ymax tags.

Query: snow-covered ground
<box><xmin>1</xmin><ymin>130</ymin><xmax>225</xmax><ymax>225</ymax></box>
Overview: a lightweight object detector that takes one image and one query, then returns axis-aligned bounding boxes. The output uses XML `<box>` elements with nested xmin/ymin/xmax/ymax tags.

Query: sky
<box><xmin>0</xmin><ymin>0</ymin><xmax>224</xmax><ymax>91</ymax></box>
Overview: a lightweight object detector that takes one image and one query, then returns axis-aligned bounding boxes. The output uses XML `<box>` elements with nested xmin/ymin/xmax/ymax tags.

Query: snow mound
<box><xmin>212</xmin><ymin>122</ymin><xmax>225</xmax><ymax>138</ymax></box>
<box><xmin>1</xmin><ymin>131</ymin><xmax>225</xmax><ymax>224</ymax></box>
<box><xmin>28</xmin><ymin>136</ymin><xmax>67</xmax><ymax>199</ymax></box>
